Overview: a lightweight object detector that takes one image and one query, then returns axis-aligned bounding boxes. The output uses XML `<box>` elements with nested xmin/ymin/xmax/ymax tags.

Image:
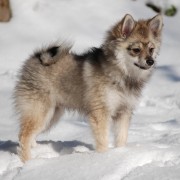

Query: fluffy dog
<box><xmin>14</xmin><ymin>14</ymin><xmax>163</xmax><ymax>162</ymax></box>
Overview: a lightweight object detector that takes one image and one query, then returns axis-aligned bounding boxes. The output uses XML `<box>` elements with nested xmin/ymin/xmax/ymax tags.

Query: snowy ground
<box><xmin>0</xmin><ymin>0</ymin><xmax>180</xmax><ymax>179</ymax></box>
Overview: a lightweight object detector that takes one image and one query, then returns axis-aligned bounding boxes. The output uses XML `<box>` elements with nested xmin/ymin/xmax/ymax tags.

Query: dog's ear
<box><xmin>111</xmin><ymin>14</ymin><xmax>135</xmax><ymax>39</ymax></box>
<box><xmin>121</xmin><ymin>14</ymin><xmax>135</xmax><ymax>38</ymax></box>
<box><xmin>149</xmin><ymin>14</ymin><xmax>163</xmax><ymax>37</ymax></box>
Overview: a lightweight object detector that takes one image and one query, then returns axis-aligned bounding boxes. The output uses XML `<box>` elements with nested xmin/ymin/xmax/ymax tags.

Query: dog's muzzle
<box><xmin>134</xmin><ymin>63</ymin><xmax>147</xmax><ymax>70</ymax></box>
<box><xmin>146</xmin><ymin>57</ymin><xmax>154</xmax><ymax>66</ymax></box>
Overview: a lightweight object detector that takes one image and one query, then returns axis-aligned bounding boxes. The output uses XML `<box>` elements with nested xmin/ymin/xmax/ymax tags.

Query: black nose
<box><xmin>146</xmin><ymin>59</ymin><xmax>154</xmax><ymax>66</ymax></box>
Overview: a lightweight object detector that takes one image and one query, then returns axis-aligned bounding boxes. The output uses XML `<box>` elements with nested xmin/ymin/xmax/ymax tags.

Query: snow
<box><xmin>0</xmin><ymin>0</ymin><xmax>180</xmax><ymax>179</ymax></box>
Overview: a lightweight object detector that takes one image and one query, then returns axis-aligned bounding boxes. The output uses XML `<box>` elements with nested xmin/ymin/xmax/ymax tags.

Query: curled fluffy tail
<box><xmin>33</xmin><ymin>43</ymin><xmax>72</xmax><ymax>66</ymax></box>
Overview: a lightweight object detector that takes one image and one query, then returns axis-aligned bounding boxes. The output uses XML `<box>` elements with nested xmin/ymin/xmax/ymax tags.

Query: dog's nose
<box><xmin>146</xmin><ymin>59</ymin><xmax>154</xmax><ymax>66</ymax></box>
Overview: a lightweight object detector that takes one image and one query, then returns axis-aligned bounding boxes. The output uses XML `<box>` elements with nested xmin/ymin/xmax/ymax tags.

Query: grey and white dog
<box><xmin>14</xmin><ymin>14</ymin><xmax>163</xmax><ymax>162</ymax></box>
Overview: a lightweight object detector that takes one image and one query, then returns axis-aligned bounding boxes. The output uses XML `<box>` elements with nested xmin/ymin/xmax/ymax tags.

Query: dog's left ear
<box><xmin>149</xmin><ymin>14</ymin><xmax>163</xmax><ymax>37</ymax></box>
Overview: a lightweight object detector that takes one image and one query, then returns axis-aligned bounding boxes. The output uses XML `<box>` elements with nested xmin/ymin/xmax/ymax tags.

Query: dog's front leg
<box><xmin>89</xmin><ymin>109</ymin><xmax>109</xmax><ymax>152</ymax></box>
<box><xmin>113</xmin><ymin>110</ymin><xmax>132</xmax><ymax>147</ymax></box>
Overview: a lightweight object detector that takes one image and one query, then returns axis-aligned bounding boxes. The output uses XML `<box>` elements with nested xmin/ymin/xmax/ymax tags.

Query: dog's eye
<box><xmin>132</xmin><ymin>48</ymin><xmax>141</xmax><ymax>54</ymax></box>
<box><xmin>149</xmin><ymin>48</ymin><xmax>154</xmax><ymax>54</ymax></box>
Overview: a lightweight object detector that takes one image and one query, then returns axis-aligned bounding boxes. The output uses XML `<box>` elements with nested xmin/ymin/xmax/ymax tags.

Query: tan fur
<box><xmin>89</xmin><ymin>108</ymin><xmax>109</xmax><ymax>152</ymax></box>
<box><xmin>14</xmin><ymin>14</ymin><xmax>163</xmax><ymax>162</ymax></box>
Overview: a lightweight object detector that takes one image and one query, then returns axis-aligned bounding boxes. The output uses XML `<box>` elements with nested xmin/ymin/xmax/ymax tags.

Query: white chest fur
<box><xmin>105</xmin><ymin>86</ymin><xmax>138</xmax><ymax>116</ymax></box>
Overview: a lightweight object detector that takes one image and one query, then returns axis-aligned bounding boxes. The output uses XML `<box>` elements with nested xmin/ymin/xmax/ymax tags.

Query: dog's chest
<box><xmin>105</xmin><ymin>86</ymin><xmax>137</xmax><ymax>116</ymax></box>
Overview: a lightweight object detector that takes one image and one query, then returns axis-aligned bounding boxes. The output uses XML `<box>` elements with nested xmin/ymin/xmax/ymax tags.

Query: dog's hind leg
<box><xmin>18</xmin><ymin>101</ymin><xmax>55</xmax><ymax>162</ymax></box>
<box><xmin>45</xmin><ymin>106</ymin><xmax>64</xmax><ymax>131</ymax></box>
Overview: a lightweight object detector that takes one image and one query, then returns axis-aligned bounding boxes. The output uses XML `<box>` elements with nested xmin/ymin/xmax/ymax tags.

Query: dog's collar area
<box><xmin>134</xmin><ymin>63</ymin><xmax>147</xmax><ymax>70</ymax></box>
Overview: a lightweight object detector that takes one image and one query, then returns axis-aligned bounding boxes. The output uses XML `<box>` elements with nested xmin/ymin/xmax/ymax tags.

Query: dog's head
<box><xmin>105</xmin><ymin>14</ymin><xmax>163</xmax><ymax>73</ymax></box>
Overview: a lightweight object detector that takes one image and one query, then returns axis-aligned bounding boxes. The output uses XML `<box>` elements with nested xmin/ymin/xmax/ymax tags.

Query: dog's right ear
<box><xmin>121</xmin><ymin>14</ymin><xmax>135</xmax><ymax>39</ymax></box>
<box><xmin>112</xmin><ymin>14</ymin><xmax>135</xmax><ymax>39</ymax></box>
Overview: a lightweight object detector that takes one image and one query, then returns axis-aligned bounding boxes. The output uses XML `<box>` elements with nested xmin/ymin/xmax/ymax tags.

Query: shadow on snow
<box><xmin>157</xmin><ymin>65</ymin><xmax>180</xmax><ymax>82</ymax></box>
<box><xmin>0</xmin><ymin>140</ymin><xmax>93</xmax><ymax>155</ymax></box>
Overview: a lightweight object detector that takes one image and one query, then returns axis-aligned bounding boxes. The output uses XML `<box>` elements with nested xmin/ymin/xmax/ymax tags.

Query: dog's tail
<box><xmin>32</xmin><ymin>43</ymin><xmax>72</xmax><ymax>66</ymax></box>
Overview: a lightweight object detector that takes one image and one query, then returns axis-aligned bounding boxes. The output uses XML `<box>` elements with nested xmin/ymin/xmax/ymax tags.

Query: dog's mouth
<box><xmin>134</xmin><ymin>63</ymin><xmax>148</xmax><ymax>70</ymax></box>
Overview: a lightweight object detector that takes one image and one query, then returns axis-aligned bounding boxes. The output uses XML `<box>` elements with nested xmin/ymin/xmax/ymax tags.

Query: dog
<box><xmin>14</xmin><ymin>14</ymin><xmax>163</xmax><ymax>162</ymax></box>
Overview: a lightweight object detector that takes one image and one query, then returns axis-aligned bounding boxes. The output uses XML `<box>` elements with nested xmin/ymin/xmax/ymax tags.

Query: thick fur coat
<box><xmin>14</xmin><ymin>14</ymin><xmax>163</xmax><ymax>162</ymax></box>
